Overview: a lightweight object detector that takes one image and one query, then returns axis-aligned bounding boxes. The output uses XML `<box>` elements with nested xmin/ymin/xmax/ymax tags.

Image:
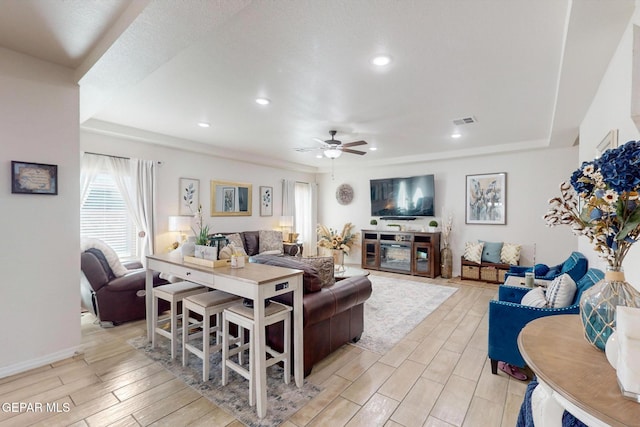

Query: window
<box><xmin>81</xmin><ymin>172</ymin><xmax>139</xmax><ymax>260</ymax></box>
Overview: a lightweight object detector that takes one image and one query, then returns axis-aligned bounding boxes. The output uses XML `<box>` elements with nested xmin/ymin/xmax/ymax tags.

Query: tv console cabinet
<box><xmin>361</xmin><ymin>229</ymin><xmax>441</xmax><ymax>278</ymax></box>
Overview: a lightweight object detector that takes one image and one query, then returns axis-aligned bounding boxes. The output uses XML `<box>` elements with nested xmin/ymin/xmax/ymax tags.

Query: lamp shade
<box><xmin>168</xmin><ymin>215</ymin><xmax>191</xmax><ymax>232</ymax></box>
<box><xmin>279</xmin><ymin>216</ymin><xmax>294</xmax><ymax>227</ymax></box>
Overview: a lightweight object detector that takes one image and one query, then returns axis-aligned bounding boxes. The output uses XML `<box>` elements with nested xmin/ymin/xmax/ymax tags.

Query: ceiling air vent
<box><xmin>452</xmin><ymin>116</ymin><xmax>477</xmax><ymax>126</ymax></box>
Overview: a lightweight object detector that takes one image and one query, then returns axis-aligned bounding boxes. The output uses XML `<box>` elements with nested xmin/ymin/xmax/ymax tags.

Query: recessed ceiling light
<box><xmin>255</xmin><ymin>97</ymin><xmax>271</xmax><ymax>105</ymax></box>
<box><xmin>198</xmin><ymin>122</ymin><xmax>211</xmax><ymax>128</ymax></box>
<box><xmin>371</xmin><ymin>55</ymin><xmax>392</xmax><ymax>66</ymax></box>
<box><xmin>369</xmin><ymin>147</ymin><xmax>378</xmax><ymax>151</ymax></box>
<box><xmin>316</xmin><ymin>154</ymin><xmax>323</xmax><ymax>159</ymax></box>
<box><xmin>451</xmin><ymin>132</ymin><xmax>462</xmax><ymax>139</ymax></box>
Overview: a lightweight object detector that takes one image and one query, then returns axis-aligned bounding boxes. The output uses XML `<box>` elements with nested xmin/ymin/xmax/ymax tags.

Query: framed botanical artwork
<box><xmin>223</xmin><ymin>187</ymin><xmax>235</xmax><ymax>212</ymax></box>
<box><xmin>465</xmin><ymin>172</ymin><xmax>507</xmax><ymax>225</ymax></box>
<box><xmin>179</xmin><ymin>178</ymin><xmax>199</xmax><ymax>215</ymax></box>
<box><xmin>260</xmin><ymin>186</ymin><xmax>273</xmax><ymax>216</ymax></box>
<box><xmin>595</xmin><ymin>129</ymin><xmax>618</xmax><ymax>158</ymax></box>
<box><xmin>11</xmin><ymin>161</ymin><xmax>58</xmax><ymax>195</ymax></box>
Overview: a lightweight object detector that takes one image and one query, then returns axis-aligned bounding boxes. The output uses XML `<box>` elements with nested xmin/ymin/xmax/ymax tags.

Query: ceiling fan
<box><xmin>296</xmin><ymin>130</ymin><xmax>368</xmax><ymax>158</ymax></box>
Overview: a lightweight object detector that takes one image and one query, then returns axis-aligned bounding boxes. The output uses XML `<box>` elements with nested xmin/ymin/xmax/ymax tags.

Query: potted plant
<box><xmin>428</xmin><ymin>220</ymin><xmax>438</xmax><ymax>232</ymax></box>
<box><xmin>192</xmin><ymin>205</ymin><xmax>216</xmax><ymax>259</ymax></box>
<box><xmin>370</xmin><ymin>219</ymin><xmax>378</xmax><ymax>229</ymax></box>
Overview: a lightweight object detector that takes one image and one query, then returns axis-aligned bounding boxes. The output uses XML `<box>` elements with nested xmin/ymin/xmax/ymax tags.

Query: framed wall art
<box><xmin>210</xmin><ymin>180</ymin><xmax>252</xmax><ymax>216</ymax></box>
<box><xmin>11</xmin><ymin>161</ymin><xmax>58</xmax><ymax>195</ymax></box>
<box><xmin>260</xmin><ymin>186</ymin><xmax>273</xmax><ymax>216</ymax></box>
<box><xmin>179</xmin><ymin>178</ymin><xmax>199</xmax><ymax>215</ymax></box>
<box><xmin>465</xmin><ymin>172</ymin><xmax>507</xmax><ymax>225</ymax></box>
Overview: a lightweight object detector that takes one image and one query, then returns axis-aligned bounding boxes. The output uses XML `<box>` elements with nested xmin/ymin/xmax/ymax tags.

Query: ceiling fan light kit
<box><xmin>324</xmin><ymin>148</ymin><xmax>342</xmax><ymax>159</ymax></box>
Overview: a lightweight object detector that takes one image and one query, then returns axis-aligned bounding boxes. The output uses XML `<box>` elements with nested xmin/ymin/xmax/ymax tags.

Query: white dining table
<box><xmin>145</xmin><ymin>253</ymin><xmax>304</xmax><ymax>419</ymax></box>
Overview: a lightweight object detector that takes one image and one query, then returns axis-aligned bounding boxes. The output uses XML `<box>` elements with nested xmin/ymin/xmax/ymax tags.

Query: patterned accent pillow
<box><xmin>501</xmin><ymin>243</ymin><xmax>522</xmax><ymax>265</ymax></box>
<box><xmin>545</xmin><ymin>273</ymin><xmax>577</xmax><ymax>308</ymax></box>
<box><xmin>297</xmin><ymin>257</ymin><xmax>335</xmax><ymax>287</ymax></box>
<box><xmin>521</xmin><ymin>286</ymin><xmax>547</xmax><ymax>308</ymax></box>
<box><xmin>259</xmin><ymin>230</ymin><xmax>283</xmax><ymax>254</ymax></box>
<box><xmin>463</xmin><ymin>241</ymin><xmax>484</xmax><ymax>264</ymax></box>
<box><xmin>225</xmin><ymin>233</ymin><xmax>245</xmax><ymax>251</ymax></box>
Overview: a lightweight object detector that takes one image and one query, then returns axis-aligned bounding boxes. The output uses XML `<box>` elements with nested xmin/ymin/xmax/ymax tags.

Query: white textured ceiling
<box><xmin>0</xmin><ymin>0</ymin><xmax>635</xmax><ymax>172</ymax></box>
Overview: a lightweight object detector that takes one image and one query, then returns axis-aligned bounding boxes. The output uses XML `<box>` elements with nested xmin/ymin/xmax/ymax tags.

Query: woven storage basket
<box><xmin>480</xmin><ymin>266</ymin><xmax>498</xmax><ymax>282</ymax></box>
<box><xmin>462</xmin><ymin>265</ymin><xmax>480</xmax><ymax>280</ymax></box>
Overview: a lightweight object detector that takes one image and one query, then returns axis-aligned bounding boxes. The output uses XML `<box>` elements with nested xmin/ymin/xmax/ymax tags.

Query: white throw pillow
<box><xmin>463</xmin><ymin>241</ymin><xmax>484</xmax><ymax>264</ymax></box>
<box><xmin>81</xmin><ymin>238</ymin><xmax>129</xmax><ymax>277</ymax></box>
<box><xmin>521</xmin><ymin>287</ymin><xmax>547</xmax><ymax>308</ymax></box>
<box><xmin>545</xmin><ymin>273</ymin><xmax>577</xmax><ymax>308</ymax></box>
<box><xmin>501</xmin><ymin>243</ymin><xmax>522</xmax><ymax>265</ymax></box>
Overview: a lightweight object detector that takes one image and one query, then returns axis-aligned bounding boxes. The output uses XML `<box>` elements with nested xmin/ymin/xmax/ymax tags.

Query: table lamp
<box><xmin>279</xmin><ymin>216</ymin><xmax>294</xmax><ymax>242</ymax></box>
<box><xmin>168</xmin><ymin>215</ymin><xmax>192</xmax><ymax>247</ymax></box>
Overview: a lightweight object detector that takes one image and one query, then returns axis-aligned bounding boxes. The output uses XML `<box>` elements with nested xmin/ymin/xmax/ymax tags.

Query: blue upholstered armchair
<box><xmin>505</xmin><ymin>251</ymin><xmax>588</xmax><ymax>283</ymax></box>
<box><xmin>488</xmin><ymin>268</ymin><xmax>603</xmax><ymax>374</ymax></box>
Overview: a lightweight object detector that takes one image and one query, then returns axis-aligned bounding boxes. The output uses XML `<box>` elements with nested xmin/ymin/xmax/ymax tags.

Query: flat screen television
<box><xmin>370</xmin><ymin>174</ymin><xmax>435</xmax><ymax>217</ymax></box>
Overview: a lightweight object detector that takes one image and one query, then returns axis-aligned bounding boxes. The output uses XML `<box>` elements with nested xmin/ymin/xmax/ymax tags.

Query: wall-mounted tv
<box><xmin>370</xmin><ymin>174</ymin><xmax>435</xmax><ymax>217</ymax></box>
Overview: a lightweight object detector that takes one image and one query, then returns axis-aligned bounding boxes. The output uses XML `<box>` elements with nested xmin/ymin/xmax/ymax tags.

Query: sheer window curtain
<box><xmin>295</xmin><ymin>182</ymin><xmax>317</xmax><ymax>256</ymax></box>
<box><xmin>81</xmin><ymin>153</ymin><xmax>157</xmax><ymax>263</ymax></box>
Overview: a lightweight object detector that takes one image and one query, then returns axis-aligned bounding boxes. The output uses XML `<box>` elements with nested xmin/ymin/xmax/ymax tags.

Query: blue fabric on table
<box><xmin>480</xmin><ymin>240</ymin><xmax>504</xmax><ymax>263</ymax></box>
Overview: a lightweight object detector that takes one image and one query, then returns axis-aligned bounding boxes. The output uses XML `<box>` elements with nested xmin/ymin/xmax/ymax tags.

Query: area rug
<box><xmin>353</xmin><ymin>275</ymin><xmax>458</xmax><ymax>354</ymax></box>
<box><xmin>128</xmin><ymin>334</ymin><xmax>321</xmax><ymax>427</ymax></box>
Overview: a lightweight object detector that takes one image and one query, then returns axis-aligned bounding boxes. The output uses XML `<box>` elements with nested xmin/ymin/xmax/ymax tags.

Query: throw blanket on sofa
<box><xmin>81</xmin><ymin>238</ymin><xmax>129</xmax><ymax>277</ymax></box>
<box><xmin>517</xmin><ymin>377</ymin><xmax>587</xmax><ymax>427</ymax></box>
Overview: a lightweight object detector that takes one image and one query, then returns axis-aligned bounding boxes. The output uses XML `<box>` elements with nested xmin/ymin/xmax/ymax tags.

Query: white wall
<box><xmin>580</xmin><ymin>3</ymin><xmax>640</xmax><ymax>288</ymax></box>
<box><xmin>0</xmin><ymin>48</ymin><xmax>80</xmax><ymax>376</ymax></box>
<box><xmin>80</xmin><ymin>131</ymin><xmax>316</xmax><ymax>252</ymax></box>
<box><xmin>318</xmin><ymin>146</ymin><xmax>580</xmax><ymax>275</ymax></box>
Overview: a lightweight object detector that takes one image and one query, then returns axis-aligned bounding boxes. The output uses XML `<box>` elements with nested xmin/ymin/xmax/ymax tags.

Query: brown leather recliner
<box><xmin>250</xmin><ymin>254</ymin><xmax>372</xmax><ymax>376</ymax></box>
<box><xmin>81</xmin><ymin>250</ymin><xmax>169</xmax><ymax>326</ymax></box>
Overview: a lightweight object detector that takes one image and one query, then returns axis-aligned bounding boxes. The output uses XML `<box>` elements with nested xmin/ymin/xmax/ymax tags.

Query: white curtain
<box><xmin>294</xmin><ymin>181</ymin><xmax>318</xmax><ymax>256</ymax></box>
<box><xmin>282</xmin><ymin>179</ymin><xmax>296</xmax><ymax>217</ymax></box>
<box><xmin>81</xmin><ymin>153</ymin><xmax>157</xmax><ymax>262</ymax></box>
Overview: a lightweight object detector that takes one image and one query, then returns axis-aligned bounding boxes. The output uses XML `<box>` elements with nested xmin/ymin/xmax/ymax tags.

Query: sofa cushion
<box><xmin>480</xmin><ymin>240</ymin><xmax>503</xmax><ymax>263</ymax></box>
<box><xmin>501</xmin><ymin>243</ymin><xmax>521</xmax><ymax>265</ymax></box>
<box><xmin>521</xmin><ymin>286</ymin><xmax>547</xmax><ymax>308</ymax></box>
<box><xmin>250</xmin><ymin>254</ymin><xmax>323</xmax><ymax>293</ymax></box>
<box><xmin>545</xmin><ymin>273</ymin><xmax>577</xmax><ymax>308</ymax></box>
<box><xmin>259</xmin><ymin>230</ymin><xmax>283</xmax><ymax>254</ymax></box>
<box><xmin>463</xmin><ymin>241</ymin><xmax>484</xmax><ymax>264</ymax></box>
<box><xmin>297</xmin><ymin>257</ymin><xmax>335</xmax><ymax>287</ymax></box>
<box><xmin>225</xmin><ymin>233</ymin><xmax>244</xmax><ymax>250</ymax></box>
<box><xmin>243</xmin><ymin>231</ymin><xmax>260</xmax><ymax>256</ymax></box>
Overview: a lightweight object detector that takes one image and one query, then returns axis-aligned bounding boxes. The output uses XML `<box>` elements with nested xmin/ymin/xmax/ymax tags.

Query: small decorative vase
<box><xmin>332</xmin><ymin>249</ymin><xmax>345</xmax><ymax>273</ymax></box>
<box><xmin>441</xmin><ymin>246</ymin><xmax>452</xmax><ymax>279</ymax></box>
<box><xmin>579</xmin><ymin>266</ymin><xmax>640</xmax><ymax>351</ymax></box>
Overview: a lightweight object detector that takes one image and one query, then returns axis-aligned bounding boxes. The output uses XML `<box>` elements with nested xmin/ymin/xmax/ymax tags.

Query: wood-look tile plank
<box><xmin>378</xmin><ymin>338</ymin><xmax>420</xmax><ymax>368</ymax></box>
<box><xmin>132</xmin><ymin>386</ymin><xmax>201</xmax><ymax>426</ymax></box>
<box><xmin>307</xmin><ymin>344</ymin><xmax>362</xmax><ymax>386</ymax></box>
<box><xmin>474</xmin><ymin>362</ymin><xmax>508</xmax><ymax>405</ymax></box>
<box><xmin>84</xmin><ymin>378</ymin><xmax>187</xmax><ymax>427</ymax></box>
<box><xmin>422</xmin><ymin>349</ymin><xmax>461</xmax><ymax>385</ymax></box>
<box><xmin>0</xmin><ymin>396</ymin><xmax>73</xmax><ymax>427</ymax></box>
<box><xmin>105</xmin><ymin>414</ymin><xmax>140</xmax><ymax>427</ymax></box>
<box><xmin>180</xmin><ymin>405</ymin><xmax>236</xmax><ymax>427</ymax></box>
<box><xmin>146</xmin><ymin>397</ymin><xmax>219</xmax><ymax>427</ymax></box>
<box><xmin>451</xmin><ymin>347</ymin><xmax>486</xmax><ymax>382</ymax></box>
<box><xmin>423</xmin><ymin>416</ymin><xmax>456</xmax><ymax>426</ymax></box>
<box><xmin>378</xmin><ymin>359</ymin><xmax>426</xmax><ymax>402</ymax></box>
<box><xmin>30</xmin><ymin>393</ymin><xmax>120</xmax><ymax>427</ymax></box>
<box><xmin>289</xmin><ymin>375</ymin><xmax>352</xmax><ymax>426</ymax></box>
<box><xmin>462</xmin><ymin>396</ymin><xmax>503</xmax><ymax>427</ymax></box>
<box><xmin>341</xmin><ymin>362</ymin><xmax>395</xmax><ymax>405</ymax></box>
<box><xmin>429</xmin><ymin>375</ymin><xmax>476</xmax><ymax>427</ymax></box>
<box><xmin>335</xmin><ymin>349</ymin><xmax>381</xmax><ymax>382</ymax></box>
<box><xmin>407</xmin><ymin>337</ymin><xmax>445</xmax><ymax>365</ymax></box>
<box><xmin>306</xmin><ymin>396</ymin><xmax>360</xmax><ymax>427</ymax></box>
<box><xmin>112</xmin><ymin>369</ymin><xmax>177</xmax><ymax>402</ymax></box>
<box><xmin>390</xmin><ymin>377</ymin><xmax>444</xmax><ymax>427</ymax></box>
<box><xmin>345</xmin><ymin>393</ymin><xmax>399</xmax><ymax>427</ymax></box>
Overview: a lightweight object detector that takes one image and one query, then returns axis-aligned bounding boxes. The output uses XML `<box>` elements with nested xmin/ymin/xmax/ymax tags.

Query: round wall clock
<box><xmin>336</xmin><ymin>183</ymin><xmax>354</xmax><ymax>205</ymax></box>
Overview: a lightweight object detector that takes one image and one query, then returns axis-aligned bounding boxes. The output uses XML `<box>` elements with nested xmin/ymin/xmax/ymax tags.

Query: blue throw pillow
<box><xmin>479</xmin><ymin>240</ymin><xmax>504</xmax><ymax>263</ymax></box>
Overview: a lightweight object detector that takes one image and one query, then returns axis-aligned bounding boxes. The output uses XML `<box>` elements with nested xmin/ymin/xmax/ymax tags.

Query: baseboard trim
<box><xmin>0</xmin><ymin>346</ymin><xmax>81</xmax><ymax>379</ymax></box>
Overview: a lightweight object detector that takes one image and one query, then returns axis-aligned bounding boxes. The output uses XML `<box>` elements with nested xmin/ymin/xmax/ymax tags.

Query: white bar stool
<box><xmin>222</xmin><ymin>301</ymin><xmax>292</xmax><ymax>407</ymax></box>
<box><xmin>182</xmin><ymin>290</ymin><xmax>242</xmax><ymax>381</ymax></box>
<box><xmin>152</xmin><ymin>281</ymin><xmax>207</xmax><ymax>359</ymax></box>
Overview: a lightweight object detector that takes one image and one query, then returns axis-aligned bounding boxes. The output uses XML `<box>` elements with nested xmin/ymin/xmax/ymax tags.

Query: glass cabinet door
<box><xmin>363</xmin><ymin>240</ymin><xmax>378</xmax><ymax>268</ymax></box>
<box><xmin>413</xmin><ymin>243</ymin><xmax>431</xmax><ymax>275</ymax></box>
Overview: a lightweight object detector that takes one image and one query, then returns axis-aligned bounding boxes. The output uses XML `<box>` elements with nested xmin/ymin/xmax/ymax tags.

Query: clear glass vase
<box><xmin>580</xmin><ymin>266</ymin><xmax>640</xmax><ymax>351</ymax></box>
<box><xmin>332</xmin><ymin>249</ymin><xmax>345</xmax><ymax>273</ymax></box>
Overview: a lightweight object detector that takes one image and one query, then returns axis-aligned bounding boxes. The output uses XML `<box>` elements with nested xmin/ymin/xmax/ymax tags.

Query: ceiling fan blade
<box><xmin>342</xmin><ymin>148</ymin><xmax>367</xmax><ymax>155</ymax></box>
<box><xmin>312</xmin><ymin>137</ymin><xmax>326</xmax><ymax>145</ymax></box>
<box><xmin>294</xmin><ymin>147</ymin><xmax>321</xmax><ymax>152</ymax></box>
<box><xmin>342</xmin><ymin>140</ymin><xmax>367</xmax><ymax>148</ymax></box>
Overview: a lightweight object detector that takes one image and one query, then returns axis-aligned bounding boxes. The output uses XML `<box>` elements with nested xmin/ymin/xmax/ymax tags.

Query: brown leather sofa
<box><xmin>81</xmin><ymin>249</ymin><xmax>169</xmax><ymax>326</ymax></box>
<box><xmin>250</xmin><ymin>253</ymin><xmax>372</xmax><ymax>376</ymax></box>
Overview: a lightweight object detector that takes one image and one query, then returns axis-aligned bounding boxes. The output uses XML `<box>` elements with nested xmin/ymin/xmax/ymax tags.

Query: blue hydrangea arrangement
<box><xmin>544</xmin><ymin>140</ymin><xmax>640</xmax><ymax>268</ymax></box>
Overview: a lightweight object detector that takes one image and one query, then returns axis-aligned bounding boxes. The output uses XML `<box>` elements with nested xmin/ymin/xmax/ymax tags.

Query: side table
<box><xmin>335</xmin><ymin>266</ymin><xmax>370</xmax><ymax>281</ymax></box>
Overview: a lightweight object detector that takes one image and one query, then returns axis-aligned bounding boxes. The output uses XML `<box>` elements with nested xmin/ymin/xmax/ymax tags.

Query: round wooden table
<box><xmin>518</xmin><ymin>314</ymin><xmax>639</xmax><ymax>427</ymax></box>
